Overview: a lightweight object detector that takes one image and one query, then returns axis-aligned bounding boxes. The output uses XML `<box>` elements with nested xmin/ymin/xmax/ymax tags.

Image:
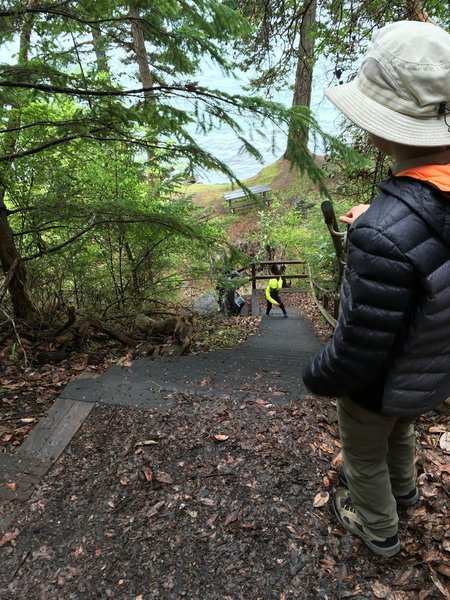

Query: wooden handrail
<box><xmin>258</xmin><ymin>260</ymin><xmax>306</xmax><ymax>265</ymax></box>
<box><xmin>252</xmin><ymin>274</ymin><xmax>308</xmax><ymax>281</ymax></box>
<box><xmin>250</xmin><ymin>260</ymin><xmax>307</xmax><ymax>290</ymax></box>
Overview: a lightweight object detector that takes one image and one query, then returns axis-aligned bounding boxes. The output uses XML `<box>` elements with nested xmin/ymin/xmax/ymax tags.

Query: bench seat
<box><xmin>223</xmin><ymin>185</ymin><xmax>271</xmax><ymax>211</ymax></box>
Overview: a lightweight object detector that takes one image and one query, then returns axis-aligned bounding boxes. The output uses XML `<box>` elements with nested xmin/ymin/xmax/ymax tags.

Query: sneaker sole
<box><xmin>332</xmin><ymin>494</ymin><xmax>401</xmax><ymax>559</ymax></box>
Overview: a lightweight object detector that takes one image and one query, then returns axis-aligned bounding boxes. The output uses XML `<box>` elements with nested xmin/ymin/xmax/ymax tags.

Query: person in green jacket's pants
<box><xmin>265</xmin><ymin>265</ymin><xmax>288</xmax><ymax>317</ymax></box>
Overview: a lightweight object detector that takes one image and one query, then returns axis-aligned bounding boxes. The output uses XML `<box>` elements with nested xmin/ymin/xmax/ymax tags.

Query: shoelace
<box><xmin>343</xmin><ymin>497</ymin><xmax>357</xmax><ymax>513</ymax></box>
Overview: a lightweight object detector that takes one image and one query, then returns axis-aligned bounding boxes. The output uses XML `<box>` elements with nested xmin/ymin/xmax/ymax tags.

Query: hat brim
<box><xmin>325</xmin><ymin>82</ymin><xmax>450</xmax><ymax>147</ymax></box>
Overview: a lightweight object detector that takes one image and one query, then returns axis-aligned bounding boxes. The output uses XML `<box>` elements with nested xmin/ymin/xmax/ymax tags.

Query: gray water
<box><xmin>0</xmin><ymin>39</ymin><xmax>341</xmax><ymax>185</ymax></box>
<box><xmin>186</xmin><ymin>57</ymin><xmax>342</xmax><ymax>184</ymax></box>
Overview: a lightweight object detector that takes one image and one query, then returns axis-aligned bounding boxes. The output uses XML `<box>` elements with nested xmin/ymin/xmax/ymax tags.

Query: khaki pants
<box><xmin>337</xmin><ymin>397</ymin><xmax>416</xmax><ymax>539</ymax></box>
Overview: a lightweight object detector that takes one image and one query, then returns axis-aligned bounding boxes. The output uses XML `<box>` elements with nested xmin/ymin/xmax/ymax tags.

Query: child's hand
<box><xmin>339</xmin><ymin>204</ymin><xmax>370</xmax><ymax>225</ymax></box>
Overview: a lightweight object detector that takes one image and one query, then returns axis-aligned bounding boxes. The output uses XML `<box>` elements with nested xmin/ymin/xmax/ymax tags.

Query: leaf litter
<box><xmin>0</xmin><ymin>390</ymin><xmax>448</xmax><ymax>599</ymax></box>
<box><xmin>0</xmin><ymin>294</ymin><xmax>448</xmax><ymax>599</ymax></box>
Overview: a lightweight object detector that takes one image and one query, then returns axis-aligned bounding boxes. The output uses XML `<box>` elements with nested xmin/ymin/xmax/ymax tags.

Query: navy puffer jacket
<box><xmin>303</xmin><ymin>177</ymin><xmax>450</xmax><ymax>417</ymax></box>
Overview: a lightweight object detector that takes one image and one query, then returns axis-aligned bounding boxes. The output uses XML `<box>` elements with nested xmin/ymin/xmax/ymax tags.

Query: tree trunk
<box><xmin>128</xmin><ymin>6</ymin><xmax>158</xmax><ymax>181</ymax></box>
<box><xmin>0</xmin><ymin>0</ymin><xmax>39</xmax><ymax>320</ymax></box>
<box><xmin>284</xmin><ymin>0</ymin><xmax>317</xmax><ymax>161</ymax></box>
<box><xmin>91</xmin><ymin>28</ymin><xmax>110</xmax><ymax>73</ymax></box>
<box><xmin>129</xmin><ymin>6</ymin><xmax>154</xmax><ymax>98</ymax></box>
<box><xmin>0</xmin><ymin>192</ymin><xmax>36</xmax><ymax>319</ymax></box>
<box><xmin>406</xmin><ymin>0</ymin><xmax>432</xmax><ymax>21</ymax></box>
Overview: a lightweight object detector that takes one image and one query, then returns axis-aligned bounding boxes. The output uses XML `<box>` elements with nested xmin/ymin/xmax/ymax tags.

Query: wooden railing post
<box><xmin>321</xmin><ymin>200</ymin><xmax>346</xmax><ymax>288</ymax></box>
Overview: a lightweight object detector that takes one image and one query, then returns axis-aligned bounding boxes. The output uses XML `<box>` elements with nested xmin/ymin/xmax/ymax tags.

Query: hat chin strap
<box><xmin>438</xmin><ymin>102</ymin><xmax>450</xmax><ymax>133</ymax></box>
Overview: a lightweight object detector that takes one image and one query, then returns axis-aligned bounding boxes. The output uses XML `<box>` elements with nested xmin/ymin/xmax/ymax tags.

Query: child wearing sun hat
<box><xmin>303</xmin><ymin>20</ymin><xmax>450</xmax><ymax>558</ymax></box>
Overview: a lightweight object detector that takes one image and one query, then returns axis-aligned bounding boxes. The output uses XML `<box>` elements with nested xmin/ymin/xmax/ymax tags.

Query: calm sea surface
<box><xmin>0</xmin><ymin>40</ymin><xmax>341</xmax><ymax>184</ymax></box>
<box><xmin>186</xmin><ymin>57</ymin><xmax>341</xmax><ymax>184</ymax></box>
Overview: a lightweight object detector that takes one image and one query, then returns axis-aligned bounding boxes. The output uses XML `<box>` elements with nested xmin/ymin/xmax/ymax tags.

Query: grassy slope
<box><xmin>184</xmin><ymin>157</ymin><xmax>325</xmax><ymax>219</ymax></box>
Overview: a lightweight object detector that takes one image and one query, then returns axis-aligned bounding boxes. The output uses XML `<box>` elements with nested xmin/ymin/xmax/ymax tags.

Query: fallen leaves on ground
<box><xmin>0</xmin><ymin>530</ymin><xmax>19</xmax><ymax>548</ymax></box>
<box><xmin>0</xmin><ymin>313</ymin><xmax>262</xmax><ymax>454</ymax></box>
<box><xmin>1</xmin><ymin>392</ymin><xmax>448</xmax><ymax>599</ymax></box>
<box><xmin>0</xmin><ymin>350</ymin><xmax>119</xmax><ymax>452</ymax></box>
<box><xmin>1</xmin><ymin>295</ymin><xmax>448</xmax><ymax>598</ymax></box>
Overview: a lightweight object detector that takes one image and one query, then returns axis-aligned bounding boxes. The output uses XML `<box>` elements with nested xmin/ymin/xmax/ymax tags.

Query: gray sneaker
<box><xmin>339</xmin><ymin>466</ymin><xmax>419</xmax><ymax>507</ymax></box>
<box><xmin>332</xmin><ymin>489</ymin><xmax>401</xmax><ymax>558</ymax></box>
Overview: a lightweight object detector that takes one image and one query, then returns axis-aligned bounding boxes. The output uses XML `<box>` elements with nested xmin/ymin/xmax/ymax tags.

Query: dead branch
<box><xmin>47</xmin><ymin>306</ymin><xmax>76</xmax><ymax>338</ymax></box>
<box><xmin>77</xmin><ymin>316</ymin><xmax>138</xmax><ymax>347</ymax></box>
<box><xmin>133</xmin><ymin>314</ymin><xmax>194</xmax><ymax>357</ymax></box>
<box><xmin>135</xmin><ymin>314</ymin><xmax>193</xmax><ymax>341</ymax></box>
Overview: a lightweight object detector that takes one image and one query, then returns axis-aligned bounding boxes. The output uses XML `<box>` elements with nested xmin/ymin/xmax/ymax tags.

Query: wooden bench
<box><xmin>223</xmin><ymin>184</ymin><xmax>271</xmax><ymax>212</ymax></box>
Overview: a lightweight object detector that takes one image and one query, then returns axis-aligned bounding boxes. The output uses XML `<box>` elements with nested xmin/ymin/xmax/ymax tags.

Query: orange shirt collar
<box><xmin>395</xmin><ymin>163</ymin><xmax>450</xmax><ymax>192</ymax></box>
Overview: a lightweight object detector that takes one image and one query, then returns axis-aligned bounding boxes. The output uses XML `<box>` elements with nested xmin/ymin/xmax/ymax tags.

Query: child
<box><xmin>303</xmin><ymin>20</ymin><xmax>450</xmax><ymax>558</ymax></box>
<box><xmin>265</xmin><ymin>265</ymin><xmax>288</xmax><ymax>317</ymax></box>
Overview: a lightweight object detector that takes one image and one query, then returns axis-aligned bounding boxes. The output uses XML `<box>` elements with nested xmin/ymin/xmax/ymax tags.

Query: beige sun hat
<box><xmin>325</xmin><ymin>20</ymin><xmax>450</xmax><ymax>147</ymax></box>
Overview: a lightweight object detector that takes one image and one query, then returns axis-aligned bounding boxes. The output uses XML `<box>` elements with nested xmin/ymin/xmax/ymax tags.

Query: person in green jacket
<box><xmin>265</xmin><ymin>265</ymin><xmax>288</xmax><ymax>317</ymax></box>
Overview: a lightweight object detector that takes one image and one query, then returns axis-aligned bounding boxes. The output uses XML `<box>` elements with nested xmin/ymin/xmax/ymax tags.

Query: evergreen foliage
<box><xmin>0</xmin><ymin>0</ymin><xmax>333</xmax><ymax>322</ymax></box>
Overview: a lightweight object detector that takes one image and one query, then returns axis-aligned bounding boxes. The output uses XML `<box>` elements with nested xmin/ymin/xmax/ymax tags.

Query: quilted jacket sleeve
<box><xmin>302</xmin><ymin>217</ymin><xmax>416</xmax><ymax>400</ymax></box>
